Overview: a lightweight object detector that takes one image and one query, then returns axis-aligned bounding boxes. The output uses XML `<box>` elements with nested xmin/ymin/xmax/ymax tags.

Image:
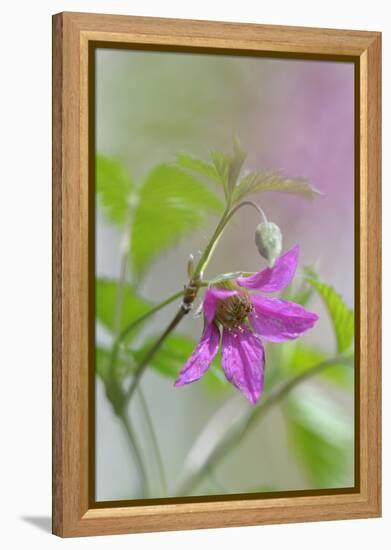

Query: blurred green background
<box><xmin>95</xmin><ymin>48</ymin><xmax>355</xmax><ymax>501</ymax></box>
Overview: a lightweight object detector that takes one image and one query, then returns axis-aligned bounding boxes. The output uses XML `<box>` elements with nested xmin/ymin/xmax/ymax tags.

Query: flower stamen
<box><xmin>214</xmin><ymin>283</ymin><xmax>253</xmax><ymax>329</ymax></box>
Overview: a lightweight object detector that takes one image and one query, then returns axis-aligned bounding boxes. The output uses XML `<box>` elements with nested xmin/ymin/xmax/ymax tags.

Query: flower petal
<box><xmin>202</xmin><ymin>287</ymin><xmax>238</xmax><ymax>324</ymax></box>
<box><xmin>221</xmin><ymin>326</ymin><xmax>265</xmax><ymax>405</ymax></box>
<box><xmin>237</xmin><ymin>245</ymin><xmax>299</xmax><ymax>292</ymax></box>
<box><xmin>249</xmin><ymin>295</ymin><xmax>319</xmax><ymax>342</ymax></box>
<box><xmin>175</xmin><ymin>323</ymin><xmax>220</xmax><ymax>386</ymax></box>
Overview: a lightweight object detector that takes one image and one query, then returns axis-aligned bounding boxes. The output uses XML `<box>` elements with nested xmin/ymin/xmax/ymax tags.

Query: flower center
<box><xmin>214</xmin><ymin>281</ymin><xmax>253</xmax><ymax>329</ymax></box>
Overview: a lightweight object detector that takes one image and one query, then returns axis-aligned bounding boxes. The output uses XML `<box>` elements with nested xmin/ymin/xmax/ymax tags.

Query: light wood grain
<box><xmin>52</xmin><ymin>11</ymin><xmax>381</xmax><ymax>538</ymax></box>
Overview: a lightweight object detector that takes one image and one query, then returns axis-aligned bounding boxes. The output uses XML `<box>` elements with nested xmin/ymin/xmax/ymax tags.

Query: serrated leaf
<box><xmin>96</xmin><ymin>154</ymin><xmax>134</xmax><ymax>224</ymax></box>
<box><xmin>210</xmin><ymin>151</ymin><xmax>231</xmax><ymax>199</ymax></box>
<box><xmin>96</xmin><ymin>278</ymin><xmax>151</xmax><ymax>337</ymax></box>
<box><xmin>232</xmin><ymin>170</ymin><xmax>321</xmax><ymax>204</ymax></box>
<box><xmin>210</xmin><ymin>138</ymin><xmax>246</xmax><ymax>200</ymax></box>
<box><xmin>131</xmin><ymin>164</ymin><xmax>224</xmax><ymax>276</ymax></box>
<box><xmin>228</xmin><ymin>136</ymin><xmax>246</xmax><ymax>192</ymax></box>
<box><xmin>284</xmin><ymin>390</ymin><xmax>354</xmax><ymax>488</ymax></box>
<box><xmin>307</xmin><ymin>278</ymin><xmax>354</xmax><ymax>353</ymax></box>
<box><xmin>176</xmin><ymin>153</ymin><xmax>221</xmax><ymax>184</ymax></box>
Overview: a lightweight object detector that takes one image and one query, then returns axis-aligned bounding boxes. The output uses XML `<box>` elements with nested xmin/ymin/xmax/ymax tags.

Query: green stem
<box><xmin>112</xmin><ymin>212</ymin><xmax>132</xmax><ymax>335</ymax></box>
<box><xmin>191</xmin><ymin>207</ymin><xmax>230</xmax><ymax>281</ymax></box>
<box><xmin>109</xmin><ymin>290</ymin><xmax>188</xmax><ymax>493</ymax></box>
<box><xmin>177</xmin><ymin>354</ymin><xmax>353</xmax><ymax>496</ymax></box>
<box><xmin>118</xmin><ymin>410</ymin><xmax>149</xmax><ymax>497</ymax></box>
<box><xmin>137</xmin><ymin>387</ymin><xmax>168</xmax><ymax>496</ymax></box>
<box><xmin>124</xmin><ymin>306</ymin><xmax>187</xmax><ymax>405</ymax></box>
<box><xmin>226</xmin><ymin>200</ymin><xmax>268</xmax><ymax>225</ymax></box>
<box><xmin>191</xmin><ymin>200</ymin><xmax>266</xmax><ymax>281</ymax></box>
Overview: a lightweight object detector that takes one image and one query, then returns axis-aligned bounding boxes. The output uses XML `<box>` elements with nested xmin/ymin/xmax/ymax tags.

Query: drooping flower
<box><xmin>175</xmin><ymin>245</ymin><xmax>318</xmax><ymax>405</ymax></box>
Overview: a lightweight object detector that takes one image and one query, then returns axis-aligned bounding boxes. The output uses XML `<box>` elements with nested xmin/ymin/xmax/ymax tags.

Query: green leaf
<box><xmin>96</xmin><ymin>154</ymin><xmax>134</xmax><ymax>224</ymax></box>
<box><xmin>133</xmin><ymin>333</ymin><xmax>225</xmax><ymax>390</ymax></box>
<box><xmin>282</xmin><ymin>269</ymin><xmax>317</xmax><ymax>307</ymax></box>
<box><xmin>232</xmin><ymin>170</ymin><xmax>321</xmax><ymax>204</ymax></box>
<box><xmin>210</xmin><ymin>137</ymin><xmax>246</xmax><ymax>200</ymax></box>
<box><xmin>134</xmin><ymin>333</ymin><xmax>194</xmax><ymax>378</ymax></box>
<box><xmin>131</xmin><ymin>164</ymin><xmax>224</xmax><ymax>276</ymax></box>
<box><xmin>280</xmin><ymin>342</ymin><xmax>354</xmax><ymax>388</ymax></box>
<box><xmin>307</xmin><ymin>278</ymin><xmax>354</xmax><ymax>353</ymax></box>
<box><xmin>96</xmin><ymin>345</ymin><xmax>136</xmax><ymax>382</ymax></box>
<box><xmin>176</xmin><ymin>153</ymin><xmax>221</xmax><ymax>184</ymax></box>
<box><xmin>96</xmin><ymin>278</ymin><xmax>151</xmax><ymax>336</ymax></box>
<box><xmin>96</xmin><ymin>346</ymin><xmax>111</xmax><ymax>381</ymax></box>
<box><xmin>228</xmin><ymin>136</ymin><xmax>246</xmax><ymax>193</ymax></box>
<box><xmin>210</xmin><ymin>151</ymin><xmax>231</xmax><ymax>198</ymax></box>
<box><xmin>205</xmin><ymin>348</ymin><xmax>231</xmax><ymax>393</ymax></box>
<box><xmin>284</xmin><ymin>391</ymin><xmax>354</xmax><ymax>488</ymax></box>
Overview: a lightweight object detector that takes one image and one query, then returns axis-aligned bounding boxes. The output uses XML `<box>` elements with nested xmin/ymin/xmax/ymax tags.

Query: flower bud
<box><xmin>255</xmin><ymin>222</ymin><xmax>282</xmax><ymax>267</ymax></box>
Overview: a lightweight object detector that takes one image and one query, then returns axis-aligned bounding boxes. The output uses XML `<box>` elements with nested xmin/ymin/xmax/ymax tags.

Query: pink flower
<box><xmin>175</xmin><ymin>245</ymin><xmax>318</xmax><ymax>405</ymax></box>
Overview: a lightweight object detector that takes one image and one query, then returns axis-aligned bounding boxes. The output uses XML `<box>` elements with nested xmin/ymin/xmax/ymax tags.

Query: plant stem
<box><xmin>191</xmin><ymin>200</ymin><xmax>266</xmax><ymax>281</ymax></box>
<box><xmin>123</xmin><ymin>306</ymin><xmax>188</xmax><ymax>405</ymax></box>
<box><xmin>118</xmin><ymin>410</ymin><xmax>149</xmax><ymax>497</ymax></box>
<box><xmin>177</xmin><ymin>354</ymin><xmax>353</xmax><ymax>496</ymax></box>
<box><xmin>112</xmin><ymin>214</ymin><xmax>131</xmax><ymax>334</ymax></box>
<box><xmin>137</xmin><ymin>387</ymin><xmax>168</xmax><ymax>496</ymax></box>
<box><xmin>107</xmin><ymin>211</ymin><xmax>149</xmax><ymax>495</ymax></box>
<box><xmin>191</xmin><ymin>207</ymin><xmax>230</xmax><ymax>281</ymax></box>
<box><xmin>226</xmin><ymin>200</ymin><xmax>268</xmax><ymax>224</ymax></box>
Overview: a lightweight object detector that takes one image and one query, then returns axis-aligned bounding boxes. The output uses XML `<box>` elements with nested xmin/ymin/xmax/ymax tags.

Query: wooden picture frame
<box><xmin>52</xmin><ymin>11</ymin><xmax>381</xmax><ymax>538</ymax></box>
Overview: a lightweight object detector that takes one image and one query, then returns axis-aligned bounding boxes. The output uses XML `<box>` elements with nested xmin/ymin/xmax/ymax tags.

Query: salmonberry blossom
<box><xmin>175</xmin><ymin>245</ymin><xmax>318</xmax><ymax>405</ymax></box>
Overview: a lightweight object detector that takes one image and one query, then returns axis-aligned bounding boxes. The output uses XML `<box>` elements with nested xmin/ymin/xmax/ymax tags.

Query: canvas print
<box><xmin>94</xmin><ymin>48</ymin><xmax>355</xmax><ymax>502</ymax></box>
